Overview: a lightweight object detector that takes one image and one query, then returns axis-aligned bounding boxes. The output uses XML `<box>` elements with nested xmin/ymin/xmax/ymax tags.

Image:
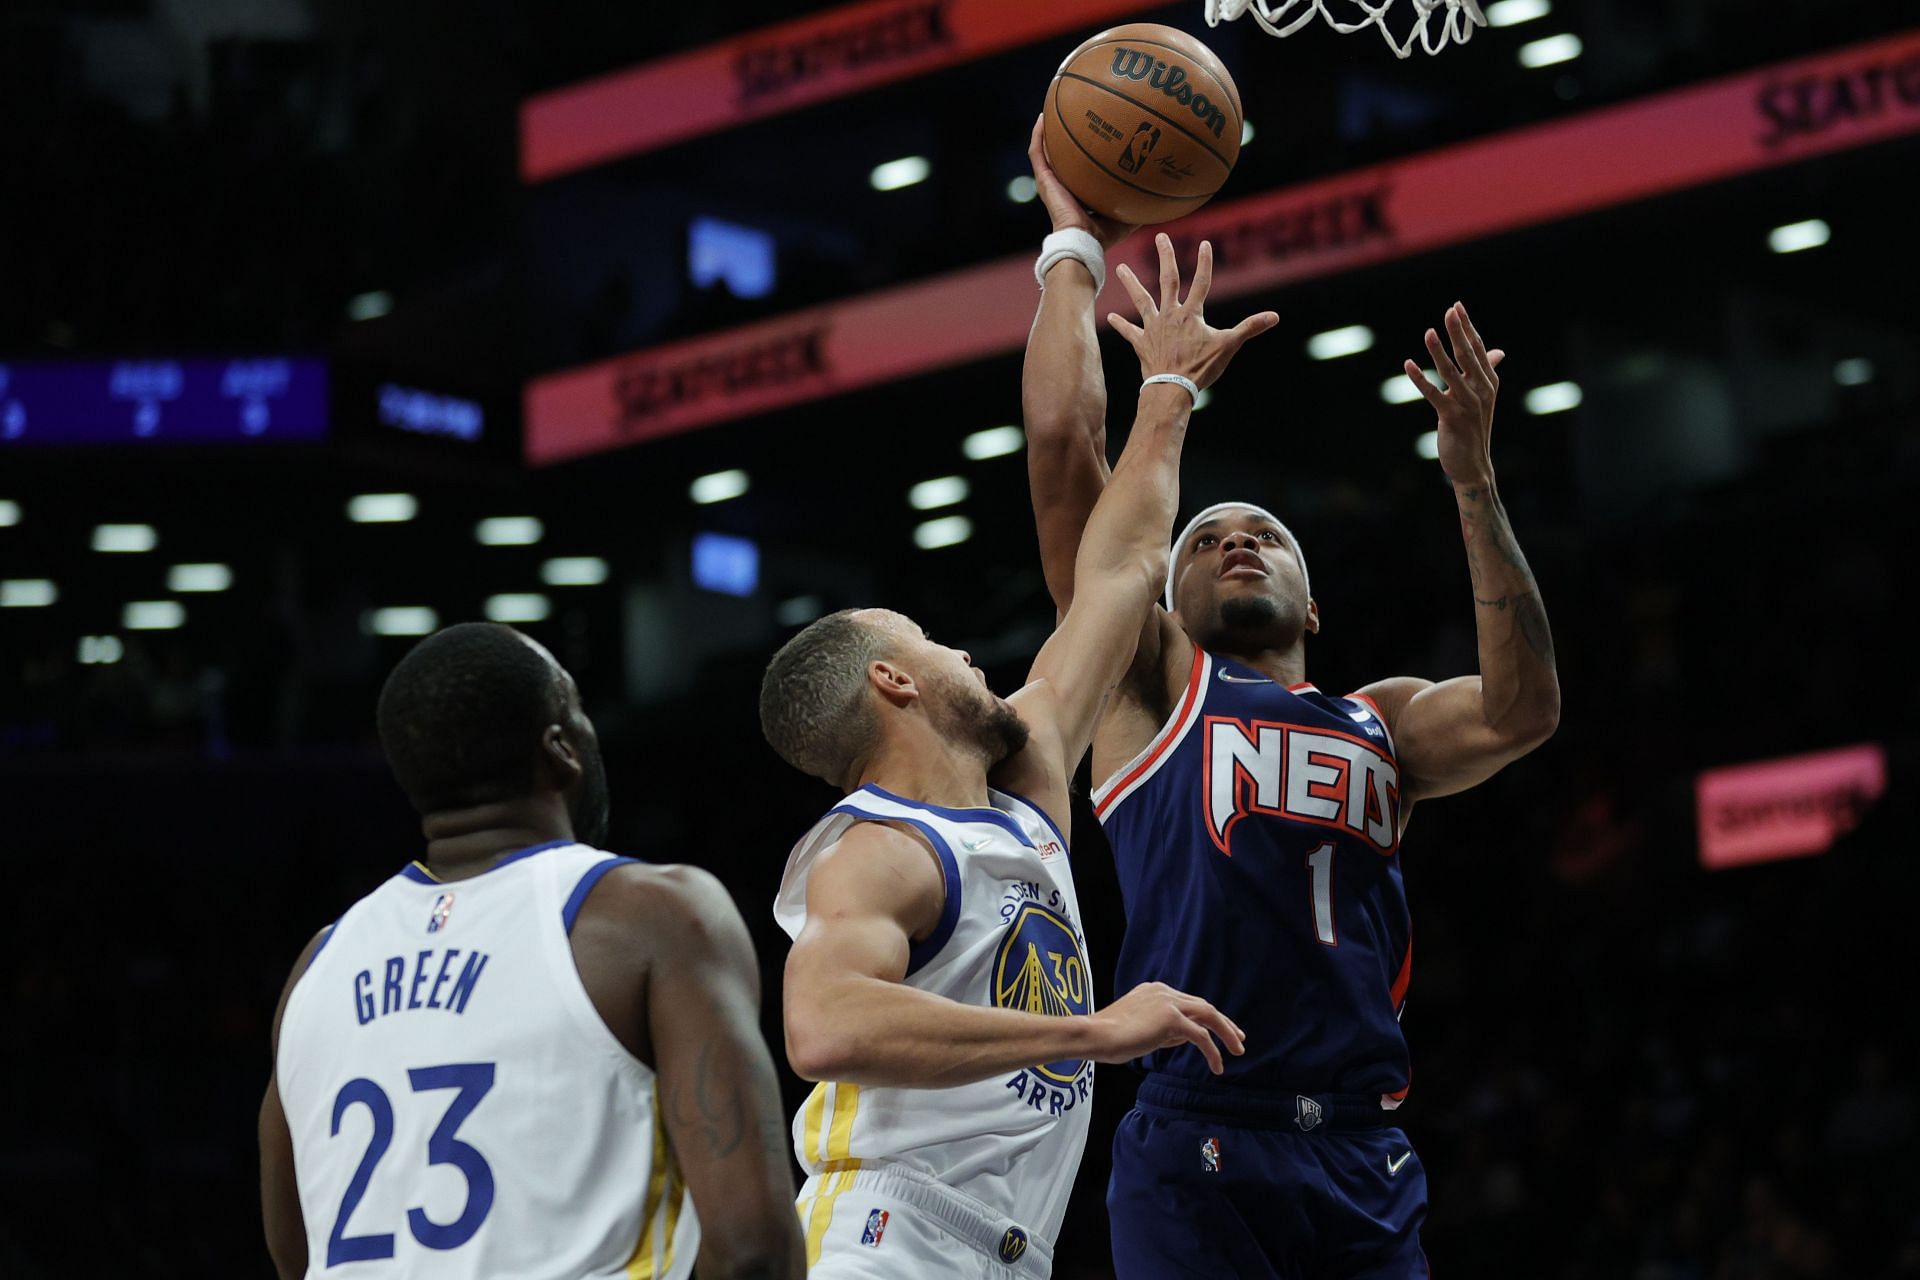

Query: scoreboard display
<box><xmin>0</xmin><ymin>358</ymin><xmax>329</xmax><ymax>445</ymax></box>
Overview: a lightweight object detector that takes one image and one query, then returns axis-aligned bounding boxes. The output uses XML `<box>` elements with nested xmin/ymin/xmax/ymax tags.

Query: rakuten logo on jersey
<box><xmin>1203</xmin><ymin>716</ymin><xmax>1399</xmax><ymax>855</ymax></box>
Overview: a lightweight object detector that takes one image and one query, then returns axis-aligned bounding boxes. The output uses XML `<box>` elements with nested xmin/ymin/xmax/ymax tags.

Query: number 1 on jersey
<box><xmin>1306</xmin><ymin>844</ymin><xmax>1337</xmax><ymax>947</ymax></box>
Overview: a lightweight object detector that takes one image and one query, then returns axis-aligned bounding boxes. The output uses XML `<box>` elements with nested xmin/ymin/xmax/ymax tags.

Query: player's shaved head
<box><xmin>760</xmin><ymin>609</ymin><xmax>894</xmax><ymax>790</ymax></box>
<box><xmin>377</xmin><ymin>622</ymin><xmax>608</xmax><ymax>843</ymax></box>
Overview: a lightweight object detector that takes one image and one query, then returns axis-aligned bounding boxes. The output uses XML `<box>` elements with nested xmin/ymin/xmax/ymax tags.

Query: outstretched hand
<box><xmin>1028</xmin><ymin>115</ymin><xmax>1138</xmax><ymax>253</ymax></box>
<box><xmin>1108</xmin><ymin>233</ymin><xmax>1279</xmax><ymax>391</ymax></box>
<box><xmin>1404</xmin><ymin>301</ymin><xmax>1507</xmax><ymax>484</ymax></box>
<box><xmin>1087</xmin><ymin>981</ymin><xmax>1247</xmax><ymax>1075</ymax></box>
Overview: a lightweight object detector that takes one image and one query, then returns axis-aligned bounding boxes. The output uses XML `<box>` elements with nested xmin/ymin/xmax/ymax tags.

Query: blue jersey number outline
<box><xmin>325</xmin><ymin>1062</ymin><xmax>498</xmax><ymax>1266</ymax></box>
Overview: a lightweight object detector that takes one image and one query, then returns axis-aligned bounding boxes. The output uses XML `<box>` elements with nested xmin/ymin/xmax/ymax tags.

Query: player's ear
<box><xmin>868</xmin><ymin>659</ymin><xmax>919</xmax><ymax>709</ymax></box>
<box><xmin>1305</xmin><ymin>599</ymin><xmax>1322</xmax><ymax>636</ymax></box>
<box><xmin>540</xmin><ymin>724</ymin><xmax>585</xmax><ymax>789</ymax></box>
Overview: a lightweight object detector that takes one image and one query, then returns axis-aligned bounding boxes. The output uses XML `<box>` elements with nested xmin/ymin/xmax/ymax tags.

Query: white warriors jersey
<box><xmin>774</xmin><ymin>785</ymin><xmax>1094</xmax><ymax>1251</ymax></box>
<box><xmin>277</xmin><ymin>841</ymin><xmax>697</xmax><ymax>1279</ymax></box>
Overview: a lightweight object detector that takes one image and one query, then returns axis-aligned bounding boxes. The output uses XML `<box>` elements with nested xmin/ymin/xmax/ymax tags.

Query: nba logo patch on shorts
<box><xmin>859</xmin><ymin>1208</ymin><xmax>888</xmax><ymax>1247</ymax></box>
<box><xmin>1201</xmin><ymin>1136</ymin><xmax>1221</xmax><ymax>1173</ymax></box>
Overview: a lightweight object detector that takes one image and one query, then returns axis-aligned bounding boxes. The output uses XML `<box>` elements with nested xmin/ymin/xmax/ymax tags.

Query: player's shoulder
<box><xmin>583</xmin><ymin>859</ymin><xmax>737</xmax><ymax>928</ymax></box>
<box><xmin>1346</xmin><ymin>675</ymin><xmax>1434</xmax><ymax>725</ymax></box>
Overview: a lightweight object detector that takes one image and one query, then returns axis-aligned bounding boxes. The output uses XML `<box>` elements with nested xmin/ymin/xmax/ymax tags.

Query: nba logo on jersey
<box><xmin>426</xmin><ymin>892</ymin><xmax>455</xmax><ymax>933</ymax></box>
<box><xmin>1200</xmin><ymin>1136</ymin><xmax>1221</xmax><ymax>1173</ymax></box>
<box><xmin>859</xmin><ymin>1208</ymin><xmax>888</xmax><ymax>1247</ymax></box>
<box><xmin>1295</xmin><ymin>1095</ymin><xmax>1323</xmax><ymax>1132</ymax></box>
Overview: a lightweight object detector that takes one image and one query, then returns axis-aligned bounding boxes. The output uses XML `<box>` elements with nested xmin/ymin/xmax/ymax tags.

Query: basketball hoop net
<box><xmin>1205</xmin><ymin>0</ymin><xmax>1486</xmax><ymax>59</ymax></box>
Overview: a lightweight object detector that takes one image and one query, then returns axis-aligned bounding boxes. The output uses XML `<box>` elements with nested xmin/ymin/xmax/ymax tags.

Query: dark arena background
<box><xmin>3</xmin><ymin>1</ymin><xmax>1917</xmax><ymax>1275</ymax></box>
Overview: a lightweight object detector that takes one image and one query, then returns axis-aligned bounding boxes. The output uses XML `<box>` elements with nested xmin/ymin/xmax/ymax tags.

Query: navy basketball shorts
<box><xmin>1106</xmin><ymin>1078</ymin><xmax>1428</xmax><ymax>1279</ymax></box>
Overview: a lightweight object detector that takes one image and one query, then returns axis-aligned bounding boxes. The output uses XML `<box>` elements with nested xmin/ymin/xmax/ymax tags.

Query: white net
<box><xmin>1205</xmin><ymin>0</ymin><xmax>1487</xmax><ymax>59</ymax></box>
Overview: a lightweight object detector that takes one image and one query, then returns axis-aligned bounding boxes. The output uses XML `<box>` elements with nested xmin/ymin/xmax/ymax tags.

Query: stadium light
<box><xmin>1192</xmin><ymin>388</ymin><xmax>1213</xmax><ymax>411</ymax></box>
<box><xmin>1486</xmin><ymin>0</ymin><xmax>1550</xmax><ymax>27</ymax></box>
<box><xmin>1241</xmin><ymin>120</ymin><xmax>1255</xmax><ymax>145</ymax></box>
<box><xmin>914</xmin><ymin>516</ymin><xmax>972</xmax><ymax>550</ymax></box>
<box><xmin>1769</xmin><ymin>219</ymin><xmax>1831</xmax><ymax>254</ymax></box>
<box><xmin>168</xmin><ymin>563</ymin><xmax>232</xmax><ymax>593</ymax></box>
<box><xmin>1006</xmin><ymin>176</ymin><xmax>1037</xmax><ymax>204</ymax></box>
<box><xmin>542</xmin><ymin>556</ymin><xmax>609</xmax><ymax>587</ymax></box>
<box><xmin>909</xmin><ymin>476</ymin><xmax>969</xmax><ymax>510</ymax></box>
<box><xmin>347</xmin><ymin>290</ymin><xmax>393</xmax><ymax>321</ymax></box>
<box><xmin>1518</xmin><ymin>33</ymin><xmax>1582</xmax><ymax>68</ymax></box>
<box><xmin>1383</xmin><ymin>370</ymin><xmax>1442</xmax><ymax>405</ymax></box>
<box><xmin>0</xmin><ymin>500</ymin><xmax>18</xmax><ymax>527</ymax></box>
<box><xmin>777</xmin><ymin>595</ymin><xmax>823</xmax><ymax>627</ymax></box>
<box><xmin>347</xmin><ymin>493</ymin><xmax>418</xmax><ymax>523</ymax></box>
<box><xmin>870</xmin><ymin>156</ymin><xmax>931</xmax><ymax>192</ymax></box>
<box><xmin>1415</xmin><ymin>431</ymin><xmax>1441</xmax><ymax>460</ymax></box>
<box><xmin>124</xmin><ymin>600</ymin><xmax>185</xmax><ymax>630</ymax></box>
<box><xmin>962</xmin><ymin>426</ymin><xmax>1024</xmax><ymax>460</ymax></box>
<box><xmin>78</xmin><ymin>635</ymin><xmax>124</xmax><ymax>665</ymax></box>
<box><xmin>93</xmin><ymin>524</ymin><xmax>157</xmax><ymax>553</ymax></box>
<box><xmin>1525</xmin><ymin>381</ymin><xmax>1584</xmax><ymax>415</ymax></box>
<box><xmin>1</xmin><ymin>579</ymin><xmax>57</xmax><ymax>607</ymax></box>
<box><xmin>485</xmin><ymin>593</ymin><xmax>551</xmax><ymax>624</ymax></box>
<box><xmin>689</xmin><ymin>469</ymin><xmax>750</xmax><ymax>505</ymax></box>
<box><xmin>475</xmin><ymin>517</ymin><xmax>544</xmax><ymax>546</ymax></box>
<box><xmin>363</xmin><ymin>607</ymin><xmax>437</xmax><ymax>636</ymax></box>
<box><xmin>1306</xmin><ymin>325</ymin><xmax>1374</xmax><ymax>360</ymax></box>
<box><xmin>1834</xmin><ymin>358</ymin><xmax>1874</xmax><ymax>387</ymax></box>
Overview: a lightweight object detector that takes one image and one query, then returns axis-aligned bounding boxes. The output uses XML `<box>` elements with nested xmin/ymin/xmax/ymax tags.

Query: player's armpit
<box><xmin>640</xmin><ymin>866</ymin><xmax>807</xmax><ymax>1280</ymax></box>
<box><xmin>259</xmin><ymin>927</ymin><xmax>327</xmax><ymax>1280</ymax></box>
<box><xmin>1359</xmin><ymin>673</ymin><xmax>1554</xmax><ymax>804</ymax></box>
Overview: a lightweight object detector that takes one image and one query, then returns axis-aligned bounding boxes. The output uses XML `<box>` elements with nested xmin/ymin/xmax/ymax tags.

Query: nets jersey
<box><xmin>277</xmin><ymin>841</ymin><xmax>697</xmax><ymax>1279</ymax></box>
<box><xmin>774</xmin><ymin>785</ymin><xmax>1091</xmax><ymax>1248</ymax></box>
<box><xmin>1094</xmin><ymin>648</ymin><xmax>1414</xmax><ymax>1105</ymax></box>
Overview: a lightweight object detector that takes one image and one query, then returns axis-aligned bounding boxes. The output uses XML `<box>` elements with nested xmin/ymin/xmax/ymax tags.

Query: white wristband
<box><xmin>1035</xmin><ymin>228</ymin><xmax>1106</xmax><ymax>293</ymax></box>
<box><xmin>1142</xmin><ymin>373</ymin><xmax>1200</xmax><ymax>402</ymax></box>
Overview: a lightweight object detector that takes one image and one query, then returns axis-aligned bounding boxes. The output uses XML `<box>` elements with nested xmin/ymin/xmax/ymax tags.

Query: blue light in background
<box><xmin>378</xmin><ymin>384</ymin><xmax>484</xmax><ymax>441</ymax></box>
<box><xmin>692</xmin><ymin>532</ymin><xmax>759</xmax><ymax>597</ymax></box>
<box><xmin>689</xmin><ymin>217</ymin><xmax>776</xmax><ymax>300</ymax></box>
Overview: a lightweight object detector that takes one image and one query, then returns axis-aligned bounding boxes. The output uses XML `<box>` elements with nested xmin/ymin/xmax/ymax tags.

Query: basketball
<box><xmin>1043</xmin><ymin>24</ymin><xmax>1243</xmax><ymax>226</ymax></box>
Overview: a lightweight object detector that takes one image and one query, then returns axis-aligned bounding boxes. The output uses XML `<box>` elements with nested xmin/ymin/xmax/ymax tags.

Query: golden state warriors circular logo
<box><xmin>993</xmin><ymin>903</ymin><xmax>1091</xmax><ymax>1083</ymax></box>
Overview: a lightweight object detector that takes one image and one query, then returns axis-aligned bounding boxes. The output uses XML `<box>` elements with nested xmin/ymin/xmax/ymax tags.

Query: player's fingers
<box><xmin>1180</xmin><ymin>1000</ymin><xmax>1246</xmax><ymax>1056</ymax></box>
<box><xmin>1424</xmin><ymin>327</ymin><xmax>1463</xmax><ymax>393</ymax></box>
<box><xmin>1156</xmin><ymin>233</ymin><xmax>1180</xmax><ymax>310</ymax></box>
<box><xmin>1176</xmin><ymin>1015</ymin><xmax>1226</xmax><ymax>1075</ymax></box>
<box><xmin>1226</xmin><ymin>311</ymin><xmax>1280</xmax><ymax>348</ymax></box>
<box><xmin>1487</xmin><ymin>349</ymin><xmax>1506</xmax><ymax>370</ymax></box>
<box><xmin>1116</xmin><ymin>263</ymin><xmax>1156</xmax><ymax>317</ymax></box>
<box><xmin>1458</xmin><ymin>302</ymin><xmax>1493</xmax><ymax>371</ymax></box>
<box><xmin>1405</xmin><ymin>360</ymin><xmax>1447</xmax><ymax>409</ymax></box>
<box><xmin>1446</xmin><ymin>305</ymin><xmax>1492</xmax><ymax>393</ymax></box>
<box><xmin>1188</xmin><ymin>240</ymin><xmax>1214</xmax><ymax>311</ymax></box>
<box><xmin>1107</xmin><ymin>313</ymin><xmax>1144</xmax><ymax>345</ymax></box>
<box><xmin>1028</xmin><ymin>114</ymin><xmax>1046</xmax><ymax>163</ymax></box>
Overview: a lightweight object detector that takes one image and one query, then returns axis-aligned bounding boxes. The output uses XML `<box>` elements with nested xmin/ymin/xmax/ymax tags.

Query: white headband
<box><xmin>1165</xmin><ymin>501</ymin><xmax>1310</xmax><ymax>611</ymax></box>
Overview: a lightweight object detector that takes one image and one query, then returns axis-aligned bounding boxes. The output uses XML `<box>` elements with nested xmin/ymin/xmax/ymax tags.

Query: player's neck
<box><xmin>1210</xmin><ymin>640</ymin><xmax>1307</xmax><ymax>686</ymax></box>
<box><xmin>418</xmin><ymin>798</ymin><xmax>575</xmax><ymax>880</ymax></box>
<box><xmin>855</xmin><ymin>734</ymin><xmax>992</xmax><ymax>811</ymax></box>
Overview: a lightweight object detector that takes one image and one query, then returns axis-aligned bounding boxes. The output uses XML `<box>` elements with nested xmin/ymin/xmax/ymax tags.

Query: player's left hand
<box><xmin>1029</xmin><ymin>115</ymin><xmax>1138</xmax><ymax>253</ymax></box>
<box><xmin>1404</xmin><ymin>302</ymin><xmax>1507</xmax><ymax>485</ymax></box>
<box><xmin>1108</xmin><ymin>233</ymin><xmax>1279</xmax><ymax>390</ymax></box>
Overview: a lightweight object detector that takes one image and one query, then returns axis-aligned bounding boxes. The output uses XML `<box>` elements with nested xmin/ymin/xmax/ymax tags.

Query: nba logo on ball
<box><xmin>859</xmin><ymin>1208</ymin><xmax>888</xmax><ymax>1247</ymax></box>
<box><xmin>1201</xmin><ymin>1136</ymin><xmax>1221</xmax><ymax>1173</ymax></box>
<box><xmin>1295</xmin><ymin>1095</ymin><xmax>1323</xmax><ymax>1132</ymax></box>
<box><xmin>426</xmin><ymin>893</ymin><xmax>455</xmax><ymax>933</ymax></box>
<box><xmin>999</xmin><ymin>1226</ymin><xmax>1029</xmax><ymax>1263</ymax></box>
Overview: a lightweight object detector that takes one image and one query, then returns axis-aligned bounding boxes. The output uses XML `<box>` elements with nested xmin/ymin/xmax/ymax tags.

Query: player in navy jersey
<box><xmin>1021</xmin><ymin>125</ymin><xmax>1561</xmax><ymax>1276</ymax></box>
<box><xmin>258</xmin><ymin>623</ymin><xmax>806</xmax><ymax>1279</ymax></box>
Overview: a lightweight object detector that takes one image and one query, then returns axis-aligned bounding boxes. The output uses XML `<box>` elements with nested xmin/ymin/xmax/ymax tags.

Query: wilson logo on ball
<box><xmin>1108</xmin><ymin>47</ymin><xmax>1231</xmax><ymax>139</ymax></box>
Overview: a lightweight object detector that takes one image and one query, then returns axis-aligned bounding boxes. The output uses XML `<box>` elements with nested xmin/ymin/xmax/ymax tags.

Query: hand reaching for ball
<box><xmin>1028</xmin><ymin>116</ymin><xmax>1139</xmax><ymax>254</ymax></box>
<box><xmin>1107</xmin><ymin>233</ymin><xmax>1278</xmax><ymax>391</ymax></box>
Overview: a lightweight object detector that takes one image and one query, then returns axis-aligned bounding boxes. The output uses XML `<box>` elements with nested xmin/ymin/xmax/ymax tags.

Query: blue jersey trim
<box><xmin>304</xmin><ymin>921</ymin><xmax>339</xmax><ymax>970</ymax></box>
<box><xmin>834</xmin><ymin>801</ymin><xmax>963</xmax><ymax>977</ymax></box>
<box><xmin>399</xmin><ymin>838</ymin><xmax>576</xmax><ymax>885</ymax></box>
<box><xmin>562</xmin><ymin>856</ymin><xmax>641</xmax><ymax>934</ymax></box>
<box><xmin>995</xmin><ymin>788</ymin><xmax>1070</xmax><ymax>860</ymax></box>
<box><xmin>858</xmin><ymin>784</ymin><xmax>1035</xmax><ymax>850</ymax></box>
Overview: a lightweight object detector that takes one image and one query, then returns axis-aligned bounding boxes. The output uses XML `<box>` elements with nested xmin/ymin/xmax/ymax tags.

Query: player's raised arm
<box><xmin>626</xmin><ymin>867</ymin><xmax>808</xmax><ymax>1280</ymax></box>
<box><xmin>1360</xmin><ymin>303</ymin><xmax>1560</xmax><ymax>802</ymax></box>
<box><xmin>783</xmin><ymin>823</ymin><xmax>1243</xmax><ymax>1088</ymax></box>
<box><xmin>1012</xmin><ymin>234</ymin><xmax>1276</xmax><ymax>779</ymax></box>
<box><xmin>1021</xmin><ymin>115</ymin><xmax>1135</xmax><ymax>613</ymax></box>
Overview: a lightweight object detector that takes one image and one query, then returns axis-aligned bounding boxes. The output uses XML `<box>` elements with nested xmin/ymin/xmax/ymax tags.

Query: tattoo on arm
<box><xmin>668</xmin><ymin>1038</ymin><xmax>746</xmax><ymax>1158</ymax></box>
<box><xmin>1455</xmin><ymin>481</ymin><xmax>1555</xmax><ymax>666</ymax></box>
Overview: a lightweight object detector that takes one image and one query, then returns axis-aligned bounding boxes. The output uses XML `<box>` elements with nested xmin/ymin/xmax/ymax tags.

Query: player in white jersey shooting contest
<box><xmin>757</xmin><ymin>235</ymin><xmax>1277</xmax><ymax>1277</ymax></box>
<box><xmin>259</xmin><ymin>623</ymin><xmax>806</xmax><ymax>1279</ymax></box>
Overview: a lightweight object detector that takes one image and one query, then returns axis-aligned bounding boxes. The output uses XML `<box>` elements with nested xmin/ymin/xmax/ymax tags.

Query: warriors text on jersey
<box><xmin>1094</xmin><ymin>648</ymin><xmax>1413</xmax><ymax>1107</ymax></box>
<box><xmin>774</xmin><ymin>786</ymin><xmax>1088</xmax><ymax>1275</ymax></box>
<box><xmin>277</xmin><ymin>841</ymin><xmax>697</xmax><ymax>1278</ymax></box>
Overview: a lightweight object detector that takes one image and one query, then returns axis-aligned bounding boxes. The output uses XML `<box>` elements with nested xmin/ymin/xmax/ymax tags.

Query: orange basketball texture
<box><xmin>1043</xmin><ymin>24</ymin><xmax>1242</xmax><ymax>227</ymax></box>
